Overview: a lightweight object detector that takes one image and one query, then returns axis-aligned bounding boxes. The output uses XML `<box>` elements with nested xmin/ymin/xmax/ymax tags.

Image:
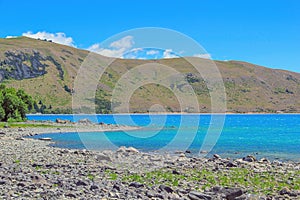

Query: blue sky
<box><xmin>0</xmin><ymin>0</ymin><xmax>299</xmax><ymax>72</ymax></box>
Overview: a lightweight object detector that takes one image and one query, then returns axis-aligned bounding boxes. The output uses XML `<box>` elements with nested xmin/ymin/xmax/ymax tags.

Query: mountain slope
<box><xmin>0</xmin><ymin>36</ymin><xmax>300</xmax><ymax>113</ymax></box>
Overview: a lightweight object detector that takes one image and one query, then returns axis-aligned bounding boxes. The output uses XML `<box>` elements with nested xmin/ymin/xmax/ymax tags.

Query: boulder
<box><xmin>242</xmin><ymin>155</ymin><xmax>257</xmax><ymax>162</ymax></box>
<box><xmin>55</xmin><ymin>118</ymin><xmax>71</xmax><ymax>124</ymax></box>
<box><xmin>259</xmin><ymin>158</ymin><xmax>270</xmax><ymax>163</ymax></box>
<box><xmin>117</xmin><ymin>146</ymin><xmax>139</xmax><ymax>154</ymax></box>
<box><xmin>213</xmin><ymin>154</ymin><xmax>221</xmax><ymax>159</ymax></box>
<box><xmin>78</xmin><ymin>118</ymin><xmax>92</xmax><ymax>124</ymax></box>
<box><xmin>126</xmin><ymin>147</ymin><xmax>139</xmax><ymax>153</ymax></box>
<box><xmin>159</xmin><ymin>184</ymin><xmax>173</xmax><ymax>193</ymax></box>
<box><xmin>221</xmin><ymin>188</ymin><xmax>243</xmax><ymax>200</ymax></box>
<box><xmin>76</xmin><ymin>180</ymin><xmax>88</xmax><ymax>186</ymax></box>
<box><xmin>116</xmin><ymin>146</ymin><xmax>127</xmax><ymax>153</ymax></box>
<box><xmin>129</xmin><ymin>182</ymin><xmax>143</xmax><ymax>188</ymax></box>
<box><xmin>95</xmin><ymin>153</ymin><xmax>112</xmax><ymax>162</ymax></box>
<box><xmin>188</xmin><ymin>191</ymin><xmax>212</xmax><ymax>200</ymax></box>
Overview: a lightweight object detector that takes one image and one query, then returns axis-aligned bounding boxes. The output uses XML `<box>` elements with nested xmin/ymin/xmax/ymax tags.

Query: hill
<box><xmin>0</xmin><ymin>36</ymin><xmax>300</xmax><ymax>113</ymax></box>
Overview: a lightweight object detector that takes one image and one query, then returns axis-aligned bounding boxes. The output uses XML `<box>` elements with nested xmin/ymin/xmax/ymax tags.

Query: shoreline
<box><xmin>0</xmin><ymin>123</ymin><xmax>299</xmax><ymax>199</ymax></box>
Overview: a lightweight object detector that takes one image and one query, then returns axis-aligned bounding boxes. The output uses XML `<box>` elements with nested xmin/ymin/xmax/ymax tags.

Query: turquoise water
<box><xmin>28</xmin><ymin>114</ymin><xmax>300</xmax><ymax>161</ymax></box>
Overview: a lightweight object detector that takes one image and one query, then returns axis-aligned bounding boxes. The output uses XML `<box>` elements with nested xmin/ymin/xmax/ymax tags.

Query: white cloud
<box><xmin>110</xmin><ymin>36</ymin><xmax>134</xmax><ymax>49</ymax></box>
<box><xmin>88</xmin><ymin>35</ymin><xmax>134</xmax><ymax>58</ymax></box>
<box><xmin>193</xmin><ymin>53</ymin><xmax>211</xmax><ymax>59</ymax></box>
<box><xmin>146</xmin><ymin>50</ymin><xmax>159</xmax><ymax>55</ymax></box>
<box><xmin>163</xmin><ymin>49</ymin><xmax>179</xmax><ymax>59</ymax></box>
<box><xmin>21</xmin><ymin>31</ymin><xmax>75</xmax><ymax>47</ymax></box>
<box><xmin>6</xmin><ymin>36</ymin><xmax>18</xmax><ymax>39</ymax></box>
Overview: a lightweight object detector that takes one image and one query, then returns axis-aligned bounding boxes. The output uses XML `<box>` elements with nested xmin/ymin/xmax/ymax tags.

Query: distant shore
<box><xmin>0</xmin><ymin>122</ymin><xmax>299</xmax><ymax>199</ymax></box>
<box><xmin>27</xmin><ymin>112</ymin><xmax>300</xmax><ymax>116</ymax></box>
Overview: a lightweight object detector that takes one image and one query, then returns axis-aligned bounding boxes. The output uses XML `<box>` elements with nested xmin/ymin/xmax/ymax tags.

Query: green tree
<box><xmin>0</xmin><ymin>84</ymin><xmax>34</xmax><ymax>122</ymax></box>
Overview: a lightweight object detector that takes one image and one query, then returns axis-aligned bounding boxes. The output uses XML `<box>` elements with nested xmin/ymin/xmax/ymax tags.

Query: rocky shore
<box><xmin>0</xmin><ymin>123</ymin><xmax>299</xmax><ymax>200</ymax></box>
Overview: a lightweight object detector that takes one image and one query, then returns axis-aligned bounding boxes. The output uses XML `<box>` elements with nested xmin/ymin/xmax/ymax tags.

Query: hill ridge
<box><xmin>0</xmin><ymin>37</ymin><xmax>299</xmax><ymax>113</ymax></box>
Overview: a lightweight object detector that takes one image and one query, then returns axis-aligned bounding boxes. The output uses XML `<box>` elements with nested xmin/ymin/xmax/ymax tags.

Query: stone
<box><xmin>17</xmin><ymin>182</ymin><xmax>26</xmax><ymax>187</ymax></box>
<box><xmin>226</xmin><ymin>161</ymin><xmax>237</xmax><ymax>168</ymax></box>
<box><xmin>15</xmin><ymin>137</ymin><xmax>24</xmax><ymax>141</ymax></box>
<box><xmin>259</xmin><ymin>158</ymin><xmax>270</xmax><ymax>163</ymax></box>
<box><xmin>55</xmin><ymin>118</ymin><xmax>71</xmax><ymax>124</ymax></box>
<box><xmin>65</xmin><ymin>193</ymin><xmax>77</xmax><ymax>198</ymax></box>
<box><xmin>242</xmin><ymin>155</ymin><xmax>257</xmax><ymax>162</ymax></box>
<box><xmin>90</xmin><ymin>185</ymin><xmax>99</xmax><ymax>190</ymax></box>
<box><xmin>76</xmin><ymin>180</ymin><xmax>88</xmax><ymax>186</ymax></box>
<box><xmin>179</xmin><ymin>153</ymin><xmax>186</xmax><ymax>157</ymax></box>
<box><xmin>117</xmin><ymin>146</ymin><xmax>127</xmax><ymax>153</ymax></box>
<box><xmin>78</xmin><ymin>118</ymin><xmax>92</xmax><ymax>124</ymax></box>
<box><xmin>211</xmin><ymin>186</ymin><xmax>222</xmax><ymax>193</ymax></box>
<box><xmin>30</xmin><ymin>174</ymin><xmax>46</xmax><ymax>184</ymax></box>
<box><xmin>129</xmin><ymin>182</ymin><xmax>143</xmax><ymax>188</ymax></box>
<box><xmin>39</xmin><ymin>137</ymin><xmax>52</xmax><ymax>141</ymax></box>
<box><xmin>95</xmin><ymin>153</ymin><xmax>112</xmax><ymax>162</ymax></box>
<box><xmin>0</xmin><ymin>132</ymin><xmax>6</xmax><ymax>135</ymax></box>
<box><xmin>113</xmin><ymin>184</ymin><xmax>120</xmax><ymax>191</ymax></box>
<box><xmin>126</xmin><ymin>147</ymin><xmax>139</xmax><ymax>153</ymax></box>
<box><xmin>279</xmin><ymin>187</ymin><xmax>290</xmax><ymax>195</ymax></box>
<box><xmin>221</xmin><ymin>188</ymin><xmax>243</xmax><ymax>200</ymax></box>
<box><xmin>159</xmin><ymin>185</ymin><xmax>173</xmax><ymax>193</ymax></box>
<box><xmin>0</xmin><ymin>180</ymin><xmax>6</xmax><ymax>185</ymax></box>
<box><xmin>213</xmin><ymin>154</ymin><xmax>221</xmax><ymax>159</ymax></box>
<box><xmin>146</xmin><ymin>191</ymin><xmax>156</xmax><ymax>198</ymax></box>
<box><xmin>117</xmin><ymin>146</ymin><xmax>139</xmax><ymax>153</ymax></box>
<box><xmin>188</xmin><ymin>191</ymin><xmax>212</xmax><ymax>200</ymax></box>
<box><xmin>172</xmin><ymin>170</ymin><xmax>180</xmax><ymax>175</ymax></box>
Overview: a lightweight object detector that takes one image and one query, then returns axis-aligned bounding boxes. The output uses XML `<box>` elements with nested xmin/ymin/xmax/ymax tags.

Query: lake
<box><xmin>27</xmin><ymin>114</ymin><xmax>300</xmax><ymax>161</ymax></box>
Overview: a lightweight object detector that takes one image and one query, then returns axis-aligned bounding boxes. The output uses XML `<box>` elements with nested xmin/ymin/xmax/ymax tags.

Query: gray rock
<box><xmin>259</xmin><ymin>158</ymin><xmax>270</xmax><ymax>163</ymax></box>
<box><xmin>213</xmin><ymin>154</ymin><xmax>221</xmax><ymax>159</ymax></box>
<box><xmin>78</xmin><ymin>118</ymin><xmax>92</xmax><ymax>124</ymax></box>
<box><xmin>65</xmin><ymin>193</ymin><xmax>77</xmax><ymax>198</ymax></box>
<box><xmin>39</xmin><ymin>137</ymin><xmax>52</xmax><ymax>141</ymax></box>
<box><xmin>76</xmin><ymin>180</ymin><xmax>88</xmax><ymax>186</ymax></box>
<box><xmin>159</xmin><ymin>184</ymin><xmax>173</xmax><ymax>193</ymax></box>
<box><xmin>222</xmin><ymin>188</ymin><xmax>243</xmax><ymax>200</ymax></box>
<box><xmin>242</xmin><ymin>155</ymin><xmax>256</xmax><ymax>162</ymax></box>
<box><xmin>226</xmin><ymin>161</ymin><xmax>237</xmax><ymax>168</ymax></box>
<box><xmin>189</xmin><ymin>191</ymin><xmax>212</xmax><ymax>200</ymax></box>
<box><xmin>146</xmin><ymin>191</ymin><xmax>156</xmax><ymax>198</ymax></box>
<box><xmin>126</xmin><ymin>147</ymin><xmax>139</xmax><ymax>153</ymax></box>
<box><xmin>113</xmin><ymin>184</ymin><xmax>120</xmax><ymax>191</ymax></box>
<box><xmin>117</xmin><ymin>146</ymin><xmax>127</xmax><ymax>153</ymax></box>
<box><xmin>0</xmin><ymin>180</ymin><xmax>6</xmax><ymax>185</ymax></box>
<box><xmin>95</xmin><ymin>153</ymin><xmax>112</xmax><ymax>162</ymax></box>
<box><xmin>90</xmin><ymin>185</ymin><xmax>99</xmax><ymax>190</ymax></box>
<box><xmin>129</xmin><ymin>182</ymin><xmax>144</xmax><ymax>188</ymax></box>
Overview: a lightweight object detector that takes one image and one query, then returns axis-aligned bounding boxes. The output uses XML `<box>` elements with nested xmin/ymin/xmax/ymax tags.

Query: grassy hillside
<box><xmin>0</xmin><ymin>36</ymin><xmax>300</xmax><ymax>113</ymax></box>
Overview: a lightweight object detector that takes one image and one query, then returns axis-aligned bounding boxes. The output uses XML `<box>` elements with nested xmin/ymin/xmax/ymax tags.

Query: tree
<box><xmin>0</xmin><ymin>84</ymin><xmax>34</xmax><ymax>122</ymax></box>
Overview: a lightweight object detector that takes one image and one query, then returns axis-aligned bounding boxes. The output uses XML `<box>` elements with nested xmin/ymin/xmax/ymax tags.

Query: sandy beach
<box><xmin>0</xmin><ymin>122</ymin><xmax>299</xmax><ymax>199</ymax></box>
